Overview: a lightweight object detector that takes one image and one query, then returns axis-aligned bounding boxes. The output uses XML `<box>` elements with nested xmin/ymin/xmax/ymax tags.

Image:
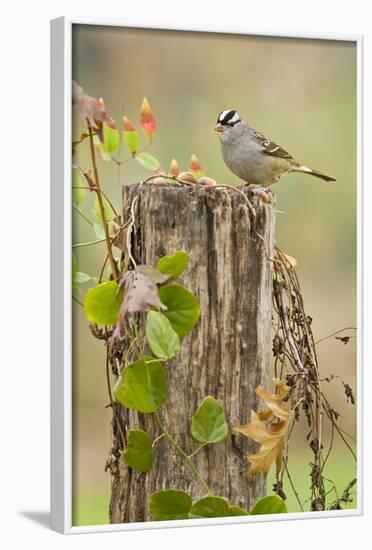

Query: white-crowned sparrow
<box><xmin>215</xmin><ymin>110</ymin><xmax>336</xmax><ymax>186</ymax></box>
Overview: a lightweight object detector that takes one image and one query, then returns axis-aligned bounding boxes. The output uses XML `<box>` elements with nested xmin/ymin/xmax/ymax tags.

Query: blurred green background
<box><xmin>72</xmin><ymin>25</ymin><xmax>357</xmax><ymax>526</ymax></box>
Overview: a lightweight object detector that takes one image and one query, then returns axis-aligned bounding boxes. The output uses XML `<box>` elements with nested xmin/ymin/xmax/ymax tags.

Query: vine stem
<box><xmin>152</xmin><ymin>432</ymin><xmax>165</xmax><ymax>448</ymax></box>
<box><xmin>86</xmin><ymin>120</ymin><xmax>119</xmax><ymax>280</ymax></box>
<box><xmin>314</xmin><ymin>327</ymin><xmax>357</xmax><ymax>346</ymax></box>
<box><xmin>104</xmin><ymin>330</ymin><xmax>113</xmax><ymax>406</ymax></box>
<box><xmin>154</xmin><ymin>411</ymin><xmax>212</xmax><ymax>495</ymax></box>
<box><xmin>188</xmin><ymin>444</ymin><xmax>206</xmax><ymax>459</ymax></box>
<box><xmin>72</xmin><ymin>238</ymin><xmax>106</xmax><ymax>249</ymax></box>
<box><xmin>73</xmin><ymin>203</ymin><xmax>94</xmax><ymax>226</ymax></box>
<box><xmin>283</xmin><ymin>458</ymin><xmax>304</xmax><ymax>512</ymax></box>
<box><xmin>72</xmin><ymin>295</ymin><xmax>84</xmax><ymax>307</ymax></box>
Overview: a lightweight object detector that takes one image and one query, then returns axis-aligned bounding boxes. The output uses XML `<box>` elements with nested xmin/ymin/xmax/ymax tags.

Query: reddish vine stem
<box><xmin>86</xmin><ymin>120</ymin><xmax>119</xmax><ymax>281</ymax></box>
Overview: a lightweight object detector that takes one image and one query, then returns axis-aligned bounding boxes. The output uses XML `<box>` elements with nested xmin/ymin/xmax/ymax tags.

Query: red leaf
<box><xmin>140</xmin><ymin>97</ymin><xmax>157</xmax><ymax>141</ymax></box>
<box><xmin>123</xmin><ymin>116</ymin><xmax>135</xmax><ymax>132</ymax></box>
<box><xmin>169</xmin><ymin>158</ymin><xmax>181</xmax><ymax>176</ymax></box>
<box><xmin>189</xmin><ymin>154</ymin><xmax>205</xmax><ymax>178</ymax></box>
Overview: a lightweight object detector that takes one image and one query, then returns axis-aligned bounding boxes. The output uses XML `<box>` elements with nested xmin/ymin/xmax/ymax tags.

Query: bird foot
<box><xmin>245</xmin><ymin>185</ymin><xmax>273</xmax><ymax>204</ymax></box>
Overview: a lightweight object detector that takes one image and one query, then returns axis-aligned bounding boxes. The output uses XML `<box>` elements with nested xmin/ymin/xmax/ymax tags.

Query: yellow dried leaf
<box><xmin>284</xmin><ymin>253</ymin><xmax>298</xmax><ymax>267</ymax></box>
<box><xmin>274</xmin><ymin>249</ymin><xmax>298</xmax><ymax>268</ymax></box>
<box><xmin>255</xmin><ymin>378</ymin><xmax>291</xmax><ymax>421</ymax></box>
<box><xmin>233</xmin><ymin>378</ymin><xmax>292</xmax><ymax>476</ymax></box>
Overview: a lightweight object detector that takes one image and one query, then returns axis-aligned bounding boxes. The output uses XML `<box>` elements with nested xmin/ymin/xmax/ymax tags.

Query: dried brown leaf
<box><xmin>335</xmin><ymin>336</ymin><xmax>351</xmax><ymax>345</ymax></box>
<box><xmin>110</xmin><ymin>269</ymin><xmax>167</xmax><ymax>351</ymax></box>
<box><xmin>274</xmin><ymin>249</ymin><xmax>298</xmax><ymax>268</ymax></box>
<box><xmin>119</xmin><ymin>270</ymin><xmax>167</xmax><ymax>318</ymax></box>
<box><xmin>72</xmin><ymin>81</ymin><xmax>116</xmax><ymax>140</ymax></box>
<box><xmin>256</xmin><ymin>378</ymin><xmax>291</xmax><ymax>421</ymax></box>
<box><xmin>233</xmin><ymin>378</ymin><xmax>292</xmax><ymax>476</ymax></box>
<box><xmin>112</xmin><ymin>224</ymin><xmax>128</xmax><ymax>253</ymax></box>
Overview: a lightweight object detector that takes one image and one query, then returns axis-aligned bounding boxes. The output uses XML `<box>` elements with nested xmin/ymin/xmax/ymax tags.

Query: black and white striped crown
<box><xmin>217</xmin><ymin>110</ymin><xmax>241</xmax><ymax>126</ymax></box>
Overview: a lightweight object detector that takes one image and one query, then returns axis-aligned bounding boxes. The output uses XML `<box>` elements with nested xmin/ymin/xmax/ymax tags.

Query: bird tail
<box><xmin>293</xmin><ymin>165</ymin><xmax>336</xmax><ymax>182</ymax></box>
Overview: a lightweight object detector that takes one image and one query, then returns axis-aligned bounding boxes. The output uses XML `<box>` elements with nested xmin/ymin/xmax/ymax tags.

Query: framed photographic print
<box><xmin>51</xmin><ymin>17</ymin><xmax>362</xmax><ymax>534</ymax></box>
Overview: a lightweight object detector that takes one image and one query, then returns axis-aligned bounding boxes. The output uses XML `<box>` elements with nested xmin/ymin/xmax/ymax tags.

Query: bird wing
<box><xmin>252</xmin><ymin>130</ymin><xmax>295</xmax><ymax>161</ymax></box>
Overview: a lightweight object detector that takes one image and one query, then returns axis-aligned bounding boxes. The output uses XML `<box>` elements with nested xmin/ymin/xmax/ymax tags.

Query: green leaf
<box><xmin>136</xmin><ymin>265</ymin><xmax>171</xmax><ymax>284</ymax></box>
<box><xmin>156</xmin><ymin>251</ymin><xmax>189</xmax><ymax>280</ymax></box>
<box><xmin>93</xmin><ymin>223</ymin><xmax>105</xmax><ymax>240</ymax></box>
<box><xmin>113</xmin><ymin>356</ymin><xmax>166</xmax><ymax>413</ymax></box>
<box><xmin>83</xmin><ymin>281</ymin><xmax>123</xmax><ymax>325</ymax></box>
<box><xmin>135</xmin><ymin>152</ymin><xmax>161</xmax><ymax>172</ymax></box>
<box><xmin>101</xmin><ymin>123</ymin><xmax>120</xmax><ymax>153</ymax></box>
<box><xmin>72</xmin><ymin>253</ymin><xmax>77</xmax><ymax>281</ymax></box>
<box><xmin>123</xmin><ymin>429</ymin><xmax>154</xmax><ymax>472</ymax></box>
<box><xmin>158</xmin><ymin>285</ymin><xmax>200</xmax><ymax>339</ymax></box>
<box><xmin>146</xmin><ymin>311</ymin><xmax>180</xmax><ymax>360</ymax></box>
<box><xmin>72</xmin><ymin>253</ymin><xmax>81</xmax><ymax>292</ymax></box>
<box><xmin>123</xmin><ymin>130</ymin><xmax>141</xmax><ymax>154</ymax></box>
<box><xmin>191</xmin><ymin>396</ymin><xmax>228</xmax><ymax>444</ymax></box>
<box><xmin>149</xmin><ymin>490</ymin><xmax>192</xmax><ymax>521</ymax></box>
<box><xmin>190</xmin><ymin>496</ymin><xmax>230</xmax><ymax>519</ymax></box>
<box><xmin>72</xmin><ymin>169</ymin><xmax>86</xmax><ymax>205</ymax></box>
<box><xmin>229</xmin><ymin>505</ymin><xmax>250</xmax><ymax>516</ymax></box>
<box><xmin>75</xmin><ymin>271</ymin><xmax>91</xmax><ymax>283</ymax></box>
<box><xmin>93</xmin><ymin>135</ymin><xmax>111</xmax><ymax>161</ymax></box>
<box><xmin>250</xmin><ymin>496</ymin><xmax>287</xmax><ymax>515</ymax></box>
<box><xmin>93</xmin><ymin>194</ymin><xmax>113</xmax><ymax>223</ymax></box>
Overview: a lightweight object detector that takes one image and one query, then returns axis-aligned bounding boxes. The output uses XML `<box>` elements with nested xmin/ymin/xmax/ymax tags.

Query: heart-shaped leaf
<box><xmin>135</xmin><ymin>152</ymin><xmax>161</xmax><ymax>172</ymax></box>
<box><xmin>123</xmin><ymin>429</ymin><xmax>153</xmax><ymax>472</ymax></box>
<box><xmin>113</xmin><ymin>356</ymin><xmax>166</xmax><ymax>413</ymax></box>
<box><xmin>146</xmin><ymin>311</ymin><xmax>180</xmax><ymax>360</ymax></box>
<box><xmin>149</xmin><ymin>490</ymin><xmax>192</xmax><ymax>521</ymax></box>
<box><xmin>136</xmin><ymin>265</ymin><xmax>171</xmax><ymax>284</ymax></box>
<box><xmin>190</xmin><ymin>496</ymin><xmax>230</xmax><ymax>519</ymax></box>
<box><xmin>83</xmin><ymin>281</ymin><xmax>123</xmax><ymax>326</ymax></box>
<box><xmin>229</xmin><ymin>504</ymin><xmax>250</xmax><ymax>516</ymax></box>
<box><xmin>75</xmin><ymin>271</ymin><xmax>91</xmax><ymax>284</ymax></box>
<box><xmin>191</xmin><ymin>396</ymin><xmax>228</xmax><ymax>444</ymax></box>
<box><xmin>158</xmin><ymin>285</ymin><xmax>200</xmax><ymax>338</ymax></box>
<box><xmin>250</xmin><ymin>495</ymin><xmax>287</xmax><ymax>515</ymax></box>
<box><xmin>156</xmin><ymin>251</ymin><xmax>189</xmax><ymax>280</ymax></box>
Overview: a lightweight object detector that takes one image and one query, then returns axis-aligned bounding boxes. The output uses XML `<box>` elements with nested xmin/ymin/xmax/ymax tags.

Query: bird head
<box><xmin>214</xmin><ymin>110</ymin><xmax>242</xmax><ymax>134</ymax></box>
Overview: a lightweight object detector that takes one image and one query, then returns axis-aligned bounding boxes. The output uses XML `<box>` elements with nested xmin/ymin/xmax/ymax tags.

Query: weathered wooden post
<box><xmin>109</xmin><ymin>184</ymin><xmax>275</xmax><ymax>523</ymax></box>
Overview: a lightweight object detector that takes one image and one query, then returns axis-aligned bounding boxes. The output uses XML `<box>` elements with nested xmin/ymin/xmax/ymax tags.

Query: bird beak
<box><xmin>214</xmin><ymin>123</ymin><xmax>225</xmax><ymax>133</ymax></box>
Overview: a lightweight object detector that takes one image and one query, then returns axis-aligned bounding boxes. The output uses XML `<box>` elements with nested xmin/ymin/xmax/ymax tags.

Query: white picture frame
<box><xmin>50</xmin><ymin>16</ymin><xmax>363</xmax><ymax>534</ymax></box>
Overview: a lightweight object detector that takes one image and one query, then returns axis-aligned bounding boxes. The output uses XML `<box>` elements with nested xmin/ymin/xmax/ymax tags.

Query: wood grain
<box><xmin>109</xmin><ymin>184</ymin><xmax>275</xmax><ymax>523</ymax></box>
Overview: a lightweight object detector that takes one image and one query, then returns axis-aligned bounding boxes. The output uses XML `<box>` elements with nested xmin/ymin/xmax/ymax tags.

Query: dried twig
<box><xmin>271</xmin><ymin>245</ymin><xmax>356</xmax><ymax>511</ymax></box>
